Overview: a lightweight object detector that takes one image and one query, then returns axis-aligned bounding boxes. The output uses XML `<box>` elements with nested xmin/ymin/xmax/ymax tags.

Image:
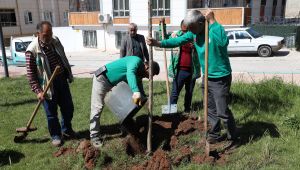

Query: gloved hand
<box><xmin>132</xmin><ymin>92</ymin><xmax>142</xmax><ymax>106</ymax></box>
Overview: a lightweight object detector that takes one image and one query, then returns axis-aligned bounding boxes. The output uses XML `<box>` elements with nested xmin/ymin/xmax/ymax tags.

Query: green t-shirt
<box><xmin>105</xmin><ymin>56</ymin><xmax>144</xmax><ymax>93</ymax></box>
<box><xmin>161</xmin><ymin>22</ymin><xmax>231</xmax><ymax>78</ymax></box>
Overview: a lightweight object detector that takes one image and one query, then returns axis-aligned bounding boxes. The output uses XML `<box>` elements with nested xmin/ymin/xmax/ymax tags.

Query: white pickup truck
<box><xmin>0</xmin><ymin>36</ymin><xmax>35</xmax><ymax>66</ymax></box>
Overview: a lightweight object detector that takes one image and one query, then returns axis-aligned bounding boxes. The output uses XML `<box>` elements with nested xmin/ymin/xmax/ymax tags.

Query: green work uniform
<box><xmin>161</xmin><ymin>22</ymin><xmax>231</xmax><ymax>78</ymax></box>
<box><xmin>105</xmin><ymin>56</ymin><xmax>144</xmax><ymax>93</ymax></box>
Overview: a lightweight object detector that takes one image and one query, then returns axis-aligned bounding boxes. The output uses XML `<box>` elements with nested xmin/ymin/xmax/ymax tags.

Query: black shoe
<box><xmin>222</xmin><ymin>138</ymin><xmax>240</xmax><ymax>151</ymax></box>
<box><xmin>62</xmin><ymin>130</ymin><xmax>77</xmax><ymax>140</ymax></box>
<box><xmin>207</xmin><ymin>136</ymin><xmax>219</xmax><ymax>144</ymax></box>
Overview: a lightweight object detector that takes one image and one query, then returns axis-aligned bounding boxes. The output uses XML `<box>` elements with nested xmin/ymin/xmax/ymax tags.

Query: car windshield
<box><xmin>15</xmin><ymin>41</ymin><xmax>31</xmax><ymax>52</ymax></box>
<box><xmin>246</xmin><ymin>28</ymin><xmax>262</xmax><ymax>38</ymax></box>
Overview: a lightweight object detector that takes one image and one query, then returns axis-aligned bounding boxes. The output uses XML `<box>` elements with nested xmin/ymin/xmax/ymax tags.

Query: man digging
<box><xmin>90</xmin><ymin>56</ymin><xmax>160</xmax><ymax>147</ymax></box>
<box><xmin>147</xmin><ymin>10</ymin><xmax>239</xmax><ymax>149</ymax></box>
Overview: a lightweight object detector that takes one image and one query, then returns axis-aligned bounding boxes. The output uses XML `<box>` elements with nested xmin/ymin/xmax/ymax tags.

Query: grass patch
<box><xmin>1</xmin><ymin>77</ymin><xmax>300</xmax><ymax>169</ymax></box>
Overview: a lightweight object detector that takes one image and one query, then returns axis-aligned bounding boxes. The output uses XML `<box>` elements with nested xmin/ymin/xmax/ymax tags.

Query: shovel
<box><xmin>14</xmin><ymin>66</ymin><xmax>61</xmax><ymax>143</ymax></box>
<box><xmin>160</xmin><ymin>18</ymin><xmax>177</xmax><ymax>114</ymax></box>
<box><xmin>203</xmin><ymin>19</ymin><xmax>210</xmax><ymax>156</ymax></box>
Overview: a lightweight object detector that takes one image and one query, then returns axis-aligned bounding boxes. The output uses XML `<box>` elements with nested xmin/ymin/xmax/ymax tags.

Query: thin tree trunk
<box><xmin>147</xmin><ymin>0</ymin><xmax>153</xmax><ymax>153</ymax></box>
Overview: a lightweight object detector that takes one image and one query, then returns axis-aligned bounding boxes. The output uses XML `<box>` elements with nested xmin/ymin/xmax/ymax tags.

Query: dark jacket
<box><xmin>120</xmin><ymin>34</ymin><xmax>149</xmax><ymax>62</ymax></box>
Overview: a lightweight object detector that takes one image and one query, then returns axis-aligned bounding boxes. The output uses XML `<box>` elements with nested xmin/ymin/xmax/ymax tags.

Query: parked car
<box><xmin>225</xmin><ymin>28</ymin><xmax>285</xmax><ymax>57</ymax></box>
<box><xmin>0</xmin><ymin>36</ymin><xmax>34</xmax><ymax>66</ymax></box>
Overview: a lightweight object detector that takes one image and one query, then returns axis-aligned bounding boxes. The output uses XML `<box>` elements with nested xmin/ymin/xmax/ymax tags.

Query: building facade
<box><xmin>56</xmin><ymin>0</ymin><xmax>286</xmax><ymax>52</ymax></box>
<box><xmin>0</xmin><ymin>0</ymin><xmax>69</xmax><ymax>42</ymax></box>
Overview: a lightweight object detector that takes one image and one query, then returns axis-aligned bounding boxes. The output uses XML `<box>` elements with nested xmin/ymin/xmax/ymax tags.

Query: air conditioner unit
<box><xmin>98</xmin><ymin>14</ymin><xmax>111</xmax><ymax>24</ymax></box>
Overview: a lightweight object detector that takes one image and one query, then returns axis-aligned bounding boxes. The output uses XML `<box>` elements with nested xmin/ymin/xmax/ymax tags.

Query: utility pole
<box><xmin>0</xmin><ymin>25</ymin><xmax>9</xmax><ymax>77</ymax></box>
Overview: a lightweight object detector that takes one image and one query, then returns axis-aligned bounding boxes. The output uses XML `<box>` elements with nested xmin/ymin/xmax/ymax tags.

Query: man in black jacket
<box><xmin>120</xmin><ymin>23</ymin><xmax>149</xmax><ymax>62</ymax></box>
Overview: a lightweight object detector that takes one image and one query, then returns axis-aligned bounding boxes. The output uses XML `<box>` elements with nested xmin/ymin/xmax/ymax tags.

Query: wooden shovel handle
<box><xmin>25</xmin><ymin>66</ymin><xmax>61</xmax><ymax>129</ymax></box>
<box><xmin>160</xmin><ymin>18</ymin><xmax>171</xmax><ymax>102</ymax></box>
<box><xmin>204</xmin><ymin>20</ymin><xmax>209</xmax><ymax>135</ymax></box>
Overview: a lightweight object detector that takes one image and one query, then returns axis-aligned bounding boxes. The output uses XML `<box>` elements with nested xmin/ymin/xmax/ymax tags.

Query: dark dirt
<box><xmin>173</xmin><ymin>146</ymin><xmax>192</xmax><ymax>165</ymax></box>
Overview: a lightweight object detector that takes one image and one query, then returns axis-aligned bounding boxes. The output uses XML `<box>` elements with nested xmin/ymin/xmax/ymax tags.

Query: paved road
<box><xmin>1</xmin><ymin>48</ymin><xmax>300</xmax><ymax>84</ymax></box>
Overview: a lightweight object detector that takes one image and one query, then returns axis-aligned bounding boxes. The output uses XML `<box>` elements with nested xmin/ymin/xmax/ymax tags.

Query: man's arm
<box><xmin>147</xmin><ymin>31</ymin><xmax>194</xmax><ymax>48</ymax></box>
<box><xmin>26</xmin><ymin>51</ymin><xmax>44</xmax><ymax>99</ymax></box>
<box><xmin>210</xmin><ymin>25</ymin><xmax>229</xmax><ymax>48</ymax></box>
<box><xmin>120</xmin><ymin>38</ymin><xmax>127</xmax><ymax>58</ymax></box>
<box><xmin>126</xmin><ymin>59</ymin><xmax>141</xmax><ymax>93</ymax></box>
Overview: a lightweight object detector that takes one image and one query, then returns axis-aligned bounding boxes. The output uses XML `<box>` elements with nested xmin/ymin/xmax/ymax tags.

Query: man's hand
<box><xmin>204</xmin><ymin>9</ymin><xmax>215</xmax><ymax>24</ymax></box>
<box><xmin>37</xmin><ymin>92</ymin><xmax>45</xmax><ymax>101</ymax></box>
<box><xmin>132</xmin><ymin>92</ymin><xmax>142</xmax><ymax>106</ymax></box>
<box><xmin>146</xmin><ymin>37</ymin><xmax>161</xmax><ymax>47</ymax></box>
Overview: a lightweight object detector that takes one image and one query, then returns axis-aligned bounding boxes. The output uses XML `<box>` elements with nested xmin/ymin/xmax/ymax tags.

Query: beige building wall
<box><xmin>0</xmin><ymin>0</ymin><xmax>69</xmax><ymax>38</ymax></box>
<box><xmin>285</xmin><ymin>0</ymin><xmax>300</xmax><ymax>18</ymax></box>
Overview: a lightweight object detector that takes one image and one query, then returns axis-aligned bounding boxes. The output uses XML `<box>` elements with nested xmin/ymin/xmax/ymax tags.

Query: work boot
<box><xmin>222</xmin><ymin>138</ymin><xmax>240</xmax><ymax>151</ymax></box>
<box><xmin>52</xmin><ymin>138</ymin><xmax>62</xmax><ymax>147</ymax></box>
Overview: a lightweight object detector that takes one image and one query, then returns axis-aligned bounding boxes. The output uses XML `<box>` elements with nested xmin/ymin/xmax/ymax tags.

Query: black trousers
<box><xmin>201</xmin><ymin>74</ymin><xmax>236</xmax><ymax>140</ymax></box>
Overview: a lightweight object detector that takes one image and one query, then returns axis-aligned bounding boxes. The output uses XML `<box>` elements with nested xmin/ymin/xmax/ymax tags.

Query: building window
<box><xmin>0</xmin><ymin>9</ymin><xmax>17</xmax><ymax>27</ymax></box>
<box><xmin>115</xmin><ymin>31</ymin><xmax>127</xmax><ymax>48</ymax></box>
<box><xmin>69</xmin><ymin>0</ymin><xmax>100</xmax><ymax>12</ymax></box>
<box><xmin>44</xmin><ymin>11</ymin><xmax>53</xmax><ymax>23</ymax></box>
<box><xmin>187</xmin><ymin>0</ymin><xmax>204</xmax><ymax>9</ymax></box>
<box><xmin>152</xmin><ymin>0</ymin><xmax>170</xmax><ymax>17</ymax></box>
<box><xmin>113</xmin><ymin>0</ymin><xmax>130</xmax><ymax>17</ymax></box>
<box><xmin>83</xmin><ymin>30</ymin><xmax>97</xmax><ymax>48</ymax></box>
<box><xmin>24</xmin><ymin>11</ymin><xmax>33</xmax><ymax>24</ymax></box>
<box><xmin>63</xmin><ymin>11</ymin><xmax>68</xmax><ymax>23</ymax></box>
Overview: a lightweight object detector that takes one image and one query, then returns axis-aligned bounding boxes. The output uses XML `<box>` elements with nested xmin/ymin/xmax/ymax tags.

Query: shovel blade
<box><xmin>16</xmin><ymin>127</ymin><xmax>37</xmax><ymax>133</ymax></box>
<box><xmin>162</xmin><ymin>104</ymin><xmax>177</xmax><ymax>114</ymax></box>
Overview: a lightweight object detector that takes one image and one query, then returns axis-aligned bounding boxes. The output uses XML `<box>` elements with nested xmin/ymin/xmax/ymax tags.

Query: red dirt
<box><xmin>132</xmin><ymin>149</ymin><xmax>171</xmax><ymax>170</ymax></box>
<box><xmin>53</xmin><ymin>147</ymin><xmax>75</xmax><ymax>157</ymax></box>
<box><xmin>173</xmin><ymin>146</ymin><xmax>192</xmax><ymax>165</ymax></box>
<box><xmin>169</xmin><ymin>135</ymin><xmax>178</xmax><ymax>149</ymax></box>
<box><xmin>53</xmin><ymin>140</ymin><xmax>100</xmax><ymax>170</ymax></box>
<box><xmin>123</xmin><ymin>134</ymin><xmax>146</xmax><ymax>156</ymax></box>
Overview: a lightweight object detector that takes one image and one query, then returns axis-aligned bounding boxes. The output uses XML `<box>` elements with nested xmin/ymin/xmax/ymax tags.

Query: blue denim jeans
<box><xmin>42</xmin><ymin>73</ymin><xmax>74</xmax><ymax>140</ymax></box>
<box><xmin>170</xmin><ymin>69</ymin><xmax>196</xmax><ymax>112</ymax></box>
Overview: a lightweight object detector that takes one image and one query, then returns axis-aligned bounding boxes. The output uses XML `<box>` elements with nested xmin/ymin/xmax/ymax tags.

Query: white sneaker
<box><xmin>91</xmin><ymin>137</ymin><xmax>103</xmax><ymax>148</ymax></box>
<box><xmin>52</xmin><ymin>139</ymin><xmax>62</xmax><ymax>147</ymax></box>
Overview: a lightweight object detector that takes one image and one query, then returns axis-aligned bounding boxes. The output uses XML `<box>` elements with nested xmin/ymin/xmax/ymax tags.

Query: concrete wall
<box><xmin>285</xmin><ymin>0</ymin><xmax>300</xmax><ymax>18</ymax></box>
<box><xmin>52</xmin><ymin>27</ymin><xmax>84</xmax><ymax>52</ymax></box>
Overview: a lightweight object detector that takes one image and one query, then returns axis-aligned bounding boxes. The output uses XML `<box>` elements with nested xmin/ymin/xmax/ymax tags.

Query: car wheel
<box><xmin>258</xmin><ymin>45</ymin><xmax>272</xmax><ymax>57</ymax></box>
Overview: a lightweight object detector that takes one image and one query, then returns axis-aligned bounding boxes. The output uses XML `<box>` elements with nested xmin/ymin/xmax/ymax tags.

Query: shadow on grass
<box><xmin>0</xmin><ymin>150</ymin><xmax>25</xmax><ymax>167</ymax></box>
<box><xmin>0</xmin><ymin>98</ymin><xmax>36</xmax><ymax>107</ymax></box>
<box><xmin>191</xmin><ymin>100</ymin><xmax>203</xmax><ymax>111</ymax></box>
<box><xmin>76</xmin><ymin>123</ymin><xmax>123</xmax><ymax>140</ymax></box>
<box><xmin>14</xmin><ymin>138</ymin><xmax>50</xmax><ymax>144</ymax></box>
<box><xmin>238</xmin><ymin>121</ymin><xmax>280</xmax><ymax>145</ymax></box>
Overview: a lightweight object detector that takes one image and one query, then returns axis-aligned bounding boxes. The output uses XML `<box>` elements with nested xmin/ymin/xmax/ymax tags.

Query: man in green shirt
<box><xmin>90</xmin><ymin>56</ymin><xmax>160</xmax><ymax>147</ymax></box>
<box><xmin>147</xmin><ymin>10</ymin><xmax>237</xmax><ymax>146</ymax></box>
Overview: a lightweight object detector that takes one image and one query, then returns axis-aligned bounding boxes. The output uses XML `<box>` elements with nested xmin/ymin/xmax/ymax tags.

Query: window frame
<box><xmin>43</xmin><ymin>10</ymin><xmax>53</xmax><ymax>23</ymax></box>
<box><xmin>113</xmin><ymin>0</ymin><xmax>130</xmax><ymax>18</ymax></box>
<box><xmin>83</xmin><ymin>30</ymin><xmax>97</xmax><ymax>48</ymax></box>
<box><xmin>24</xmin><ymin>10</ymin><xmax>33</xmax><ymax>24</ymax></box>
<box><xmin>0</xmin><ymin>9</ymin><xmax>17</xmax><ymax>27</ymax></box>
<box><xmin>187</xmin><ymin>0</ymin><xmax>204</xmax><ymax>9</ymax></box>
<box><xmin>152</xmin><ymin>0</ymin><xmax>170</xmax><ymax>17</ymax></box>
<box><xmin>63</xmin><ymin>11</ymin><xmax>68</xmax><ymax>23</ymax></box>
<box><xmin>115</xmin><ymin>31</ymin><xmax>127</xmax><ymax>48</ymax></box>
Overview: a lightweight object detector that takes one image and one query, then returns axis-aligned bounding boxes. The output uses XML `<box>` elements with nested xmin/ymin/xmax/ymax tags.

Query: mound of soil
<box><xmin>132</xmin><ymin>149</ymin><xmax>171</xmax><ymax>170</ymax></box>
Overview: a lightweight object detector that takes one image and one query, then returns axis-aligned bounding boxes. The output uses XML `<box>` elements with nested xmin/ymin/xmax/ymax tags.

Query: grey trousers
<box><xmin>202</xmin><ymin>74</ymin><xmax>237</xmax><ymax>140</ymax></box>
<box><xmin>90</xmin><ymin>75</ymin><xmax>113</xmax><ymax>139</ymax></box>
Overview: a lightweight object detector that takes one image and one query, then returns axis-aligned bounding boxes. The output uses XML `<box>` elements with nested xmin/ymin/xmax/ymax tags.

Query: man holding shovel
<box><xmin>159</xmin><ymin>19</ymin><xmax>201</xmax><ymax>114</ymax></box>
<box><xmin>26</xmin><ymin>21</ymin><xmax>75</xmax><ymax>147</ymax></box>
<box><xmin>90</xmin><ymin>56</ymin><xmax>160</xmax><ymax>147</ymax></box>
<box><xmin>147</xmin><ymin>10</ymin><xmax>238</xmax><ymax>147</ymax></box>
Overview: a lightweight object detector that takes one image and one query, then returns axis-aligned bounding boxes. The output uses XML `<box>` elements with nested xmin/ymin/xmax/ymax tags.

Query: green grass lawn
<box><xmin>1</xmin><ymin>76</ymin><xmax>300</xmax><ymax>169</ymax></box>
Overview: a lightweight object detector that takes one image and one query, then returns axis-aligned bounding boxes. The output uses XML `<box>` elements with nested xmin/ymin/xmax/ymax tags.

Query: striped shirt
<box><xmin>26</xmin><ymin>40</ymin><xmax>64</xmax><ymax>94</ymax></box>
